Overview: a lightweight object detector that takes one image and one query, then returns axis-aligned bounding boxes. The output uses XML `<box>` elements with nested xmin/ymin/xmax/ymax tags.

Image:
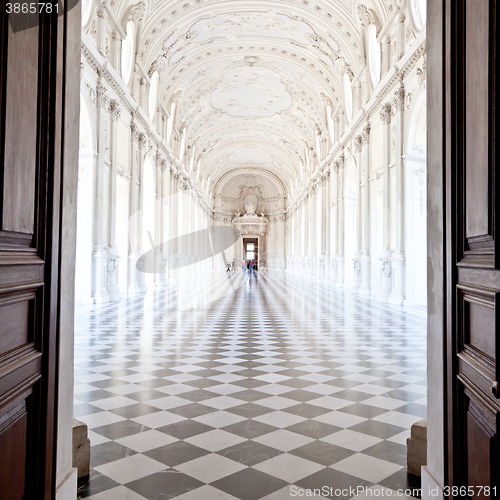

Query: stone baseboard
<box><xmin>407</xmin><ymin>418</ymin><xmax>427</xmax><ymax>476</ymax></box>
<box><xmin>73</xmin><ymin>419</ymin><xmax>90</xmax><ymax>478</ymax></box>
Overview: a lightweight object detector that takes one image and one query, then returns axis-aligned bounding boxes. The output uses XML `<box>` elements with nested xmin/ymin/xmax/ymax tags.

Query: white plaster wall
<box><xmin>75</xmin><ymin>153</ymin><xmax>94</xmax><ymax>307</ymax></box>
<box><xmin>116</xmin><ymin>176</ymin><xmax>130</xmax><ymax>291</ymax></box>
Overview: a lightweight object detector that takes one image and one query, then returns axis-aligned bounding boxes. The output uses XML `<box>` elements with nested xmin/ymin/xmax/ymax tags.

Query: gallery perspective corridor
<box><xmin>74</xmin><ymin>272</ymin><xmax>426</xmax><ymax>500</ymax></box>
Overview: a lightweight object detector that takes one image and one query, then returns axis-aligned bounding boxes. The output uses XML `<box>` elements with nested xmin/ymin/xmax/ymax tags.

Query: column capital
<box><xmin>110</xmin><ymin>100</ymin><xmax>121</xmax><ymax>122</ymax></box>
<box><xmin>354</xmin><ymin>135</ymin><xmax>363</xmax><ymax>152</ymax></box>
<box><xmin>392</xmin><ymin>85</ymin><xmax>405</xmax><ymax>114</ymax></box>
<box><xmin>380</xmin><ymin>103</ymin><xmax>392</xmax><ymax>124</ymax></box>
<box><xmin>362</xmin><ymin>124</ymin><xmax>371</xmax><ymax>144</ymax></box>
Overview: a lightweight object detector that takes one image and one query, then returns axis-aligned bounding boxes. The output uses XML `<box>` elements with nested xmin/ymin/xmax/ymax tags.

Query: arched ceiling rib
<box><xmin>110</xmin><ymin>0</ymin><xmax>391</xmax><ymax>196</ymax></box>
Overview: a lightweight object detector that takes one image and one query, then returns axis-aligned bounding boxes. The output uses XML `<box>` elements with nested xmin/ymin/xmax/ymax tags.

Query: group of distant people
<box><xmin>243</xmin><ymin>259</ymin><xmax>255</xmax><ymax>274</ymax></box>
<box><xmin>225</xmin><ymin>257</ymin><xmax>256</xmax><ymax>275</ymax></box>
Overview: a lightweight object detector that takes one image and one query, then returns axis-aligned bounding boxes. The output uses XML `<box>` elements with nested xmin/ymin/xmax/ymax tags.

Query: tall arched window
<box><xmin>343</xmin><ymin>73</ymin><xmax>353</xmax><ymax>124</ymax></box>
<box><xmin>81</xmin><ymin>0</ymin><xmax>93</xmax><ymax>28</ymax></box>
<box><xmin>367</xmin><ymin>24</ymin><xmax>381</xmax><ymax>89</ymax></box>
<box><xmin>149</xmin><ymin>71</ymin><xmax>159</xmax><ymax>122</ymax></box>
<box><xmin>410</xmin><ymin>0</ymin><xmax>426</xmax><ymax>31</ymax></box>
<box><xmin>121</xmin><ymin>21</ymin><xmax>135</xmax><ymax>86</ymax></box>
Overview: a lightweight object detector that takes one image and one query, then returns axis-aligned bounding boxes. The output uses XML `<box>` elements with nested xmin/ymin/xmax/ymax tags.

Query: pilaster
<box><xmin>359</xmin><ymin>124</ymin><xmax>372</xmax><ymax>295</ymax></box>
<box><xmin>92</xmin><ymin>79</ymin><xmax>110</xmax><ymax>304</ymax></box>
<box><xmin>389</xmin><ymin>84</ymin><xmax>406</xmax><ymax>305</ymax></box>
<box><xmin>106</xmin><ymin>100</ymin><xmax>121</xmax><ymax>302</ymax></box>
<box><xmin>378</xmin><ymin>104</ymin><xmax>392</xmax><ymax>302</ymax></box>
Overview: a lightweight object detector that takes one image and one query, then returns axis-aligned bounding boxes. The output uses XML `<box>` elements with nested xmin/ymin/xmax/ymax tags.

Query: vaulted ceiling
<box><xmin>111</xmin><ymin>0</ymin><xmax>394</xmax><ymax>196</ymax></box>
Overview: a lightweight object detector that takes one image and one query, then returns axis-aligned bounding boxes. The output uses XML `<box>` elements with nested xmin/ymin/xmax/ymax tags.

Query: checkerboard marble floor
<box><xmin>75</xmin><ymin>271</ymin><xmax>426</xmax><ymax>500</ymax></box>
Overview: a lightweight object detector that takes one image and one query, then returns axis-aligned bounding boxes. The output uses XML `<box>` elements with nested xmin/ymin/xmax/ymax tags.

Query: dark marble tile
<box><xmin>76</xmin><ymin>469</ymin><xmax>120</xmax><ymax>498</ymax></box>
<box><xmin>371</xmin><ymin>379</ymin><xmax>408</xmax><ymax>389</ymax></box>
<box><xmin>92</xmin><ymin>420</ymin><xmax>151</xmax><ymax>440</ymax></box>
<box><xmin>332</xmin><ymin>389</ymin><xmax>373</xmax><ymax>402</ymax></box>
<box><xmin>325</xmin><ymin>379</ymin><xmax>366</xmax><ymax>389</ymax></box>
<box><xmin>157</xmin><ymin>420</ymin><xmax>215</xmax><ymax>439</ymax></box>
<box><xmin>73</xmin><ymin>403</ymin><xmax>102</xmax><ymax>418</ymax></box>
<box><xmin>349</xmin><ymin>420</ymin><xmax>406</xmax><ymax>439</ymax></box>
<box><xmin>283</xmin><ymin>403</ymin><xmax>332</xmax><ymax>418</ymax></box>
<box><xmin>144</xmin><ymin>441</ymin><xmax>210</xmax><ymax>467</ymax></box>
<box><xmin>338</xmin><ymin>403</ymin><xmax>389</xmax><ymax>418</ymax></box>
<box><xmin>233</xmin><ymin>378</ymin><xmax>268</xmax><ymax>389</ymax></box>
<box><xmin>185</xmin><ymin>378</ymin><xmax>223</xmax><ymax>389</ymax></box>
<box><xmin>291</xmin><ymin>440</ymin><xmax>354</xmax><ymax>466</ymax></box>
<box><xmin>286</xmin><ymin>420</ymin><xmax>342</xmax><ymax>439</ymax></box>
<box><xmin>232</xmin><ymin>389</ymin><xmax>269</xmax><ymax>403</ymax></box>
<box><xmin>278</xmin><ymin>378</ymin><xmax>314</xmax><ymax>389</ymax></box>
<box><xmin>90</xmin><ymin>441</ymin><xmax>137</xmax><ymax>467</ymax></box>
<box><xmin>127</xmin><ymin>389</ymin><xmax>177</xmax><ymax>403</ymax></box>
<box><xmin>211</xmin><ymin>468</ymin><xmax>288</xmax><ymax>500</ymax></box>
<box><xmin>296</xmin><ymin>468</ymin><xmax>371</xmax><ymax>500</ymax></box>
<box><xmin>126</xmin><ymin>470</ymin><xmax>204</xmax><ymax>500</ymax></box>
<box><xmin>396</xmin><ymin>403</ymin><xmax>427</xmax><ymax>418</ymax></box>
<box><xmin>88</xmin><ymin>378</ymin><xmax>130</xmax><ymax>389</ymax></box>
<box><xmin>168</xmin><ymin>403</ymin><xmax>219</xmax><ymax>418</ymax></box>
<box><xmin>179</xmin><ymin>389</ymin><xmax>219</xmax><ymax>403</ymax></box>
<box><xmin>136</xmin><ymin>378</ymin><xmax>176</xmax><ymax>389</ymax></box>
<box><xmin>217</xmin><ymin>440</ymin><xmax>282</xmax><ymax>466</ymax></box>
<box><xmin>278</xmin><ymin>389</ymin><xmax>323</xmax><ymax>403</ymax></box>
<box><xmin>109</xmin><ymin>403</ymin><xmax>161</xmax><ymax>419</ymax></box>
<box><xmin>223</xmin><ymin>419</ymin><xmax>278</xmax><ymax>439</ymax></box>
<box><xmin>379</xmin><ymin>468</ymin><xmax>422</xmax><ymax>498</ymax></box>
<box><xmin>227</xmin><ymin>403</ymin><xmax>274</xmax><ymax>418</ymax></box>
<box><xmin>363</xmin><ymin>440</ymin><xmax>408</xmax><ymax>466</ymax></box>
<box><xmin>76</xmin><ymin>389</ymin><xmax>116</xmax><ymax>403</ymax></box>
<box><xmin>385</xmin><ymin>390</ymin><xmax>425</xmax><ymax>402</ymax></box>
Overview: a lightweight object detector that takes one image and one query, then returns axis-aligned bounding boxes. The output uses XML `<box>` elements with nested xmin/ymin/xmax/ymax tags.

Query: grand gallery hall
<box><xmin>73</xmin><ymin>0</ymin><xmax>428</xmax><ymax>498</ymax></box>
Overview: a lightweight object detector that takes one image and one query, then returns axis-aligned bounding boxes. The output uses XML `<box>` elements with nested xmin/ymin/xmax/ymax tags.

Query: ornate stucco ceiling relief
<box><xmin>210</xmin><ymin>67</ymin><xmax>293</xmax><ymax>117</ymax></box>
<box><xmin>106</xmin><ymin>0</ymin><xmax>383</xmax><ymax>204</ymax></box>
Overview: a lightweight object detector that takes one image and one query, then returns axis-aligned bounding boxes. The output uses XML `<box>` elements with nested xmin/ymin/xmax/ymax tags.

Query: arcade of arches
<box><xmin>75</xmin><ymin>0</ymin><xmax>430</xmax><ymax>498</ymax></box>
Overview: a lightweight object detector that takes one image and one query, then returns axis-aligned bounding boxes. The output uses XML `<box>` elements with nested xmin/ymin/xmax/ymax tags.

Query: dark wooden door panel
<box><xmin>0</xmin><ymin>3</ymin><xmax>70</xmax><ymax>497</ymax></box>
<box><xmin>465</xmin><ymin>395</ymin><xmax>496</xmax><ymax>496</ymax></box>
<box><xmin>0</xmin><ymin>401</ymin><xmax>28</xmax><ymax>500</ymax></box>
<box><xmin>446</xmin><ymin>0</ymin><xmax>499</xmax><ymax>492</ymax></box>
<box><xmin>3</xmin><ymin>22</ymin><xmax>38</xmax><ymax>235</ymax></box>
<box><xmin>464</xmin><ymin>0</ymin><xmax>491</xmax><ymax>243</ymax></box>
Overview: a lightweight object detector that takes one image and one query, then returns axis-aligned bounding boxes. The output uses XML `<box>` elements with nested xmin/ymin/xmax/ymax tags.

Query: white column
<box><xmin>329</xmin><ymin>167</ymin><xmax>338</xmax><ymax>282</ymax></box>
<box><xmin>360</xmin><ymin>124</ymin><xmax>372</xmax><ymax>295</ymax></box>
<box><xmin>161</xmin><ymin>163</ymin><xmax>171</xmax><ymax>283</ymax></box>
<box><xmin>378</xmin><ymin>104</ymin><xmax>392</xmax><ymax>302</ymax></box>
<box><xmin>336</xmin><ymin>155</ymin><xmax>345</xmax><ymax>287</ymax></box>
<box><xmin>390</xmin><ymin>85</ymin><xmax>406</xmax><ymax>305</ymax></box>
<box><xmin>92</xmin><ymin>83</ymin><xmax>109</xmax><ymax>303</ymax></box>
<box><xmin>324</xmin><ymin>173</ymin><xmax>330</xmax><ymax>280</ymax></box>
<box><xmin>106</xmin><ymin>100</ymin><xmax>121</xmax><ymax>301</ymax></box>
<box><xmin>353</xmin><ymin>137</ymin><xmax>363</xmax><ymax>290</ymax></box>
<box><xmin>127</xmin><ymin>122</ymin><xmax>141</xmax><ymax>294</ymax></box>
<box><xmin>154</xmin><ymin>152</ymin><xmax>163</xmax><ymax>287</ymax></box>
<box><xmin>137</xmin><ymin>137</ymin><xmax>147</xmax><ymax>293</ymax></box>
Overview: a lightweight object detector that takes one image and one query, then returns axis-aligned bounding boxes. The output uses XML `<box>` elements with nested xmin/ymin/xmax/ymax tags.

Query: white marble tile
<box><xmin>185</xmin><ymin>429</ymin><xmax>246</xmax><ymax>452</ymax></box>
<box><xmin>322</xmin><ymin>429</ymin><xmax>383</xmax><ymax>452</ymax></box>
<box><xmin>253</xmin><ymin>429</ymin><xmax>314</xmax><ymax>452</ymax></box>
<box><xmin>175</xmin><ymin>454</ymin><xmax>246</xmax><ymax>483</ymax></box>
<box><xmin>330</xmin><ymin>454</ymin><xmax>402</xmax><ymax>483</ymax></box>
<box><xmin>115</xmin><ymin>429</ymin><xmax>179</xmax><ymax>452</ymax></box>
<box><xmin>253</xmin><ymin>453</ymin><xmax>324</xmax><ymax>482</ymax></box>
<box><xmin>95</xmin><ymin>454</ymin><xmax>166</xmax><ymax>484</ymax></box>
